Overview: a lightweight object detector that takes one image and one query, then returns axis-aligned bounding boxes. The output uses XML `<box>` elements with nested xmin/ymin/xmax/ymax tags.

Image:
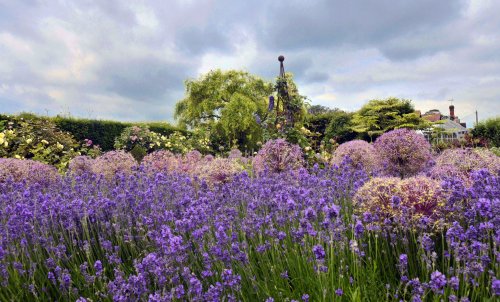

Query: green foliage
<box><xmin>0</xmin><ymin>115</ymin><xmax>81</xmax><ymax>170</ymax></box>
<box><xmin>307</xmin><ymin>104</ymin><xmax>334</xmax><ymax>115</ymax></box>
<box><xmin>323</xmin><ymin>109</ymin><xmax>357</xmax><ymax>145</ymax></box>
<box><xmin>273</xmin><ymin>72</ymin><xmax>308</xmax><ymax>127</ymax></box>
<box><xmin>351</xmin><ymin>97</ymin><xmax>431</xmax><ymax>141</ymax></box>
<box><xmin>175</xmin><ymin>69</ymin><xmax>274</xmax><ymax>151</ymax></box>
<box><xmin>114</xmin><ymin>125</ymin><xmax>156</xmax><ymax>152</ymax></box>
<box><xmin>471</xmin><ymin>116</ymin><xmax>500</xmax><ymax>147</ymax></box>
<box><xmin>114</xmin><ymin>125</ymin><xmax>211</xmax><ymax>155</ymax></box>
<box><xmin>53</xmin><ymin>116</ymin><xmax>185</xmax><ymax>151</ymax></box>
<box><xmin>53</xmin><ymin>116</ymin><xmax>128</xmax><ymax>151</ymax></box>
<box><xmin>130</xmin><ymin>144</ymin><xmax>147</xmax><ymax>162</ymax></box>
<box><xmin>490</xmin><ymin>147</ymin><xmax>500</xmax><ymax>156</ymax></box>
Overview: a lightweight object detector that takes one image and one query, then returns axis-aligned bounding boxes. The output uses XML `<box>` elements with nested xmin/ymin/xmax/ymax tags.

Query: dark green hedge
<box><xmin>52</xmin><ymin>117</ymin><xmax>187</xmax><ymax>151</ymax></box>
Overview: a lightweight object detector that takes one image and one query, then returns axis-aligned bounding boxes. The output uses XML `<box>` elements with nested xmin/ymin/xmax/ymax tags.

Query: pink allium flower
<box><xmin>196</xmin><ymin>158</ymin><xmax>244</xmax><ymax>185</ymax></box>
<box><xmin>252</xmin><ymin>139</ymin><xmax>304</xmax><ymax>176</ymax></box>
<box><xmin>67</xmin><ymin>156</ymin><xmax>94</xmax><ymax>176</ymax></box>
<box><xmin>331</xmin><ymin>140</ymin><xmax>378</xmax><ymax>175</ymax></box>
<box><xmin>374</xmin><ymin>129</ymin><xmax>431</xmax><ymax>178</ymax></box>
<box><xmin>354</xmin><ymin>176</ymin><xmax>446</xmax><ymax>230</ymax></box>
<box><xmin>0</xmin><ymin>158</ymin><xmax>60</xmax><ymax>187</ymax></box>
<box><xmin>228</xmin><ymin>148</ymin><xmax>243</xmax><ymax>160</ymax></box>
<box><xmin>91</xmin><ymin>151</ymin><xmax>137</xmax><ymax>180</ymax></box>
<box><xmin>141</xmin><ymin>150</ymin><xmax>178</xmax><ymax>175</ymax></box>
<box><xmin>435</xmin><ymin>148</ymin><xmax>500</xmax><ymax>176</ymax></box>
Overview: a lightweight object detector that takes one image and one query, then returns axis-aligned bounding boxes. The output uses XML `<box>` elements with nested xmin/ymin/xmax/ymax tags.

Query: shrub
<box><xmin>114</xmin><ymin>125</ymin><xmax>157</xmax><ymax>153</ymax></box>
<box><xmin>374</xmin><ymin>128</ymin><xmax>431</xmax><ymax>178</ymax></box>
<box><xmin>91</xmin><ymin>151</ymin><xmax>137</xmax><ymax>180</ymax></box>
<box><xmin>0</xmin><ymin>115</ymin><xmax>80</xmax><ymax>170</ymax></box>
<box><xmin>252</xmin><ymin>139</ymin><xmax>304</xmax><ymax>175</ymax></box>
<box><xmin>0</xmin><ymin>158</ymin><xmax>60</xmax><ymax>187</ymax></box>
<box><xmin>53</xmin><ymin>116</ymin><xmax>187</xmax><ymax>151</ymax></box>
<box><xmin>330</xmin><ymin>140</ymin><xmax>378</xmax><ymax>175</ymax></box>
<box><xmin>53</xmin><ymin>116</ymin><xmax>128</xmax><ymax>151</ymax></box>
<box><xmin>471</xmin><ymin>116</ymin><xmax>500</xmax><ymax>147</ymax></box>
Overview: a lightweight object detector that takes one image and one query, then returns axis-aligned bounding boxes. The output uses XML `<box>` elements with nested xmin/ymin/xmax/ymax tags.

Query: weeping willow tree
<box><xmin>174</xmin><ymin>69</ymin><xmax>274</xmax><ymax>151</ymax></box>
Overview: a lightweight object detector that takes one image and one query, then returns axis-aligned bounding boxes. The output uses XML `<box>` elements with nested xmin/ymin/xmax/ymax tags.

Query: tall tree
<box><xmin>174</xmin><ymin>70</ymin><xmax>274</xmax><ymax>150</ymax></box>
<box><xmin>352</xmin><ymin>97</ymin><xmax>431</xmax><ymax>141</ymax></box>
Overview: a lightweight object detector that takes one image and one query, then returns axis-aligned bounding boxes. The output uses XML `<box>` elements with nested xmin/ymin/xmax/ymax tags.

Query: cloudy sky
<box><xmin>1</xmin><ymin>0</ymin><xmax>499</xmax><ymax>126</ymax></box>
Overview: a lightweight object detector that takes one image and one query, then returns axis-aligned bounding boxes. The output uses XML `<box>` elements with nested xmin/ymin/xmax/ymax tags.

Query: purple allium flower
<box><xmin>331</xmin><ymin>140</ymin><xmax>378</xmax><ymax>175</ymax></box>
<box><xmin>374</xmin><ymin>128</ymin><xmax>431</xmax><ymax>178</ymax></box>
<box><xmin>252</xmin><ymin>139</ymin><xmax>304</xmax><ymax>176</ymax></box>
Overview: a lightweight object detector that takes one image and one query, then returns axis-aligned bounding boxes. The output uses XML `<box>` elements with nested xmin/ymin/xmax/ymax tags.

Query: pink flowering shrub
<box><xmin>354</xmin><ymin>176</ymin><xmax>446</xmax><ymax>230</ymax></box>
<box><xmin>252</xmin><ymin>139</ymin><xmax>304</xmax><ymax>176</ymax></box>
<box><xmin>91</xmin><ymin>151</ymin><xmax>137</xmax><ymax>180</ymax></box>
<box><xmin>331</xmin><ymin>140</ymin><xmax>378</xmax><ymax>175</ymax></box>
<box><xmin>374</xmin><ymin>128</ymin><xmax>431</xmax><ymax>178</ymax></box>
<box><xmin>0</xmin><ymin>158</ymin><xmax>60</xmax><ymax>187</ymax></box>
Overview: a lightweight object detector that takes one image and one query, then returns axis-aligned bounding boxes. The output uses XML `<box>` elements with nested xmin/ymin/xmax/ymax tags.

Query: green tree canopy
<box><xmin>471</xmin><ymin>116</ymin><xmax>500</xmax><ymax>147</ymax></box>
<box><xmin>323</xmin><ymin>109</ymin><xmax>357</xmax><ymax>144</ymax></box>
<box><xmin>352</xmin><ymin>97</ymin><xmax>431</xmax><ymax>141</ymax></box>
<box><xmin>174</xmin><ymin>69</ymin><xmax>274</xmax><ymax>150</ymax></box>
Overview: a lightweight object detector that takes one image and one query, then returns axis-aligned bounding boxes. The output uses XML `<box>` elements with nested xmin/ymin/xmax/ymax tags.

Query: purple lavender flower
<box><xmin>94</xmin><ymin>260</ymin><xmax>103</xmax><ymax>276</ymax></box>
<box><xmin>492</xmin><ymin>278</ymin><xmax>500</xmax><ymax>296</ymax></box>
<box><xmin>312</xmin><ymin>245</ymin><xmax>326</xmax><ymax>260</ymax></box>
<box><xmin>429</xmin><ymin>270</ymin><xmax>446</xmax><ymax>294</ymax></box>
<box><xmin>449</xmin><ymin>276</ymin><xmax>459</xmax><ymax>291</ymax></box>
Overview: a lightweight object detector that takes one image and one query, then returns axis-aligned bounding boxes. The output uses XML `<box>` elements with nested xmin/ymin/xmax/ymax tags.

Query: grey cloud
<box><xmin>257</xmin><ymin>0</ymin><xmax>464</xmax><ymax>56</ymax></box>
<box><xmin>1</xmin><ymin>0</ymin><xmax>500</xmax><ymax>126</ymax></box>
<box><xmin>99</xmin><ymin>57</ymin><xmax>193</xmax><ymax>102</ymax></box>
<box><xmin>175</xmin><ymin>27</ymin><xmax>232</xmax><ymax>55</ymax></box>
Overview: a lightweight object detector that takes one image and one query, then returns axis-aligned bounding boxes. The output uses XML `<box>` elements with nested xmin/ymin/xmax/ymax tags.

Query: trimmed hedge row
<box><xmin>50</xmin><ymin>117</ymin><xmax>186</xmax><ymax>151</ymax></box>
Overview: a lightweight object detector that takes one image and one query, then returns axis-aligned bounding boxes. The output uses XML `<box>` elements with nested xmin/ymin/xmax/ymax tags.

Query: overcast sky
<box><xmin>1</xmin><ymin>0</ymin><xmax>499</xmax><ymax>127</ymax></box>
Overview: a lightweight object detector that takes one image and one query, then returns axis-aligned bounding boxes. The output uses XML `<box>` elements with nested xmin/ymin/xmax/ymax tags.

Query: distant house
<box><xmin>420</xmin><ymin>104</ymin><xmax>468</xmax><ymax>142</ymax></box>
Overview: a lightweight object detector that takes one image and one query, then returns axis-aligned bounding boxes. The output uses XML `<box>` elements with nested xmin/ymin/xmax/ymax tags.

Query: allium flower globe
<box><xmin>331</xmin><ymin>140</ymin><xmax>378</xmax><ymax>175</ymax></box>
<box><xmin>252</xmin><ymin>139</ymin><xmax>304</xmax><ymax>176</ymax></box>
<box><xmin>374</xmin><ymin>128</ymin><xmax>431</xmax><ymax>178</ymax></box>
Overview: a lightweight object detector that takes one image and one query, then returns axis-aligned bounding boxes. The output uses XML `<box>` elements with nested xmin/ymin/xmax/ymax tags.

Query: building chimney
<box><xmin>449</xmin><ymin>104</ymin><xmax>455</xmax><ymax>121</ymax></box>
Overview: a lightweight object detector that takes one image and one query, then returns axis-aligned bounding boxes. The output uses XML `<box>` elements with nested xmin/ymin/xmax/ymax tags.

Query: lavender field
<box><xmin>1</xmin><ymin>130</ymin><xmax>499</xmax><ymax>302</ymax></box>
